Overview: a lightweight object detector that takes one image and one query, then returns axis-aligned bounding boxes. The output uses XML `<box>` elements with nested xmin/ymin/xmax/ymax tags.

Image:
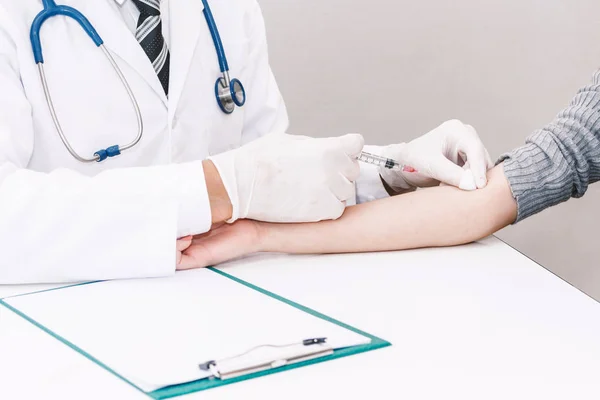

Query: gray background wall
<box><xmin>258</xmin><ymin>0</ymin><xmax>600</xmax><ymax>299</ymax></box>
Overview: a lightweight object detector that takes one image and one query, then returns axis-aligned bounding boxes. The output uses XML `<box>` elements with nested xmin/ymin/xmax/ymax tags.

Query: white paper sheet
<box><xmin>6</xmin><ymin>269</ymin><xmax>370</xmax><ymax>392</ymax></box>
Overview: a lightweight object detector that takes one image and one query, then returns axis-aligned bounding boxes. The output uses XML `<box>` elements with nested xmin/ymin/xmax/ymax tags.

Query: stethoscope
<box><xmin>30</xmin><ymin>0</ymin><xmax>246</xmax><ymax>163</ymax></box>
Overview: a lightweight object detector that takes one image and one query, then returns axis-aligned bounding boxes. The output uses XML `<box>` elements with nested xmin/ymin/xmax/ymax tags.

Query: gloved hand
<box><xmin>379</xmin><ymin>120</ymin><xmax>493</xmax><ymax>193</ymax></box>
<box><xmin>209</xmin><ymin>133</ymin><xmax>364</xmax><ymax>223</ymax></box>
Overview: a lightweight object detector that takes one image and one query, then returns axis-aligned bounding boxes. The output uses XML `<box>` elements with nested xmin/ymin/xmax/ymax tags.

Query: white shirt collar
<box><xmin>114</xmin><ymin>0</ymin><xmax>128</xmax><ymax>6</ymax></box>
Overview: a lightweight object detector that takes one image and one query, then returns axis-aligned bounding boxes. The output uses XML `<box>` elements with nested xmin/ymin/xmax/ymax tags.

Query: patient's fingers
<box><xmin>177</xmin><ymin>236</ymin><xmax>193</xmax><ymax>252</ymax></box>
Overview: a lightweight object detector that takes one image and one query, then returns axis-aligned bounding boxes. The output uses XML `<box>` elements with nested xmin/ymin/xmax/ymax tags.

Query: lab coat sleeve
<box><xmin>239</xmin><ymin>0</ymin><xmax>289</xmax><ymax>144</ymax></box>
<box><xmin>355</xmin><ymin>145</ymin><xmax>391</xmax><ymax>204</ymax></box>
<box><xmin>0</xmin><ymin>21</ymin><xmax>211</xmax><ymax>284</ymax></box>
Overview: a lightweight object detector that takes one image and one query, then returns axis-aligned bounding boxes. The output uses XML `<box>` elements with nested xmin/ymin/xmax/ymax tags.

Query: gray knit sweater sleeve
<box><xmin>498</xmin><ymin>69</ymin><xmax>600</xmax><ymax>222</ymax></box>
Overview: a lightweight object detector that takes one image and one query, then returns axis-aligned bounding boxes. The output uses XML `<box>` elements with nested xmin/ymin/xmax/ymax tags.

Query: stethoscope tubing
<box><xmin>30</xmin><ymin>0</ymin><xmax>243</xmax><ymax>163</ymax></box>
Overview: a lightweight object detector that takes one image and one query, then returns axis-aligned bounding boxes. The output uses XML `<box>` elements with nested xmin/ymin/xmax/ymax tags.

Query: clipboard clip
<box><xmin>198</xmin><ymin>337</ymin><xmax>332</xmax><ymax>380</ymax></box>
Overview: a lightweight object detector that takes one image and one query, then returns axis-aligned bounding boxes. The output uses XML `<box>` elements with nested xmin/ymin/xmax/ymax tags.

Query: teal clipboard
<box><xmin>1</xmin><ymin>268</ymin><xmax>391</xmax><ymax>399</ymax></box>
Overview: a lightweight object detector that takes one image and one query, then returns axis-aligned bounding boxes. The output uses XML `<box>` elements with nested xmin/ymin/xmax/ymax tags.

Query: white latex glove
<box><xmin>209</xmin><ymin>133</ymin><xmax>364</xmax><ymax>223</ymax></box>
<box><xmin>379</xmin><ymin>120</ymin><xmax>493</xmax><ymax>192</ymax></box>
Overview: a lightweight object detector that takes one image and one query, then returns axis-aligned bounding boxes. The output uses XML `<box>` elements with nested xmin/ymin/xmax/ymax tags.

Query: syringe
<box><xmin>357</xmin><ymin>151</ymin><xmax>417</xmax><ymax>173</ymax></box>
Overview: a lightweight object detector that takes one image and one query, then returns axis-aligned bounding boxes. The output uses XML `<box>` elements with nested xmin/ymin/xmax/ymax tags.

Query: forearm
<box><xmin>261</xmin><ymin>165</ymin><xmax>517</xmax><ymax>254</ymax></box>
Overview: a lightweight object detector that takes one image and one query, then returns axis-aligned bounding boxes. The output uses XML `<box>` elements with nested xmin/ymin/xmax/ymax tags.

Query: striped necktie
<box><xmin>132</xmin><ymin>0</ymin><xmax>170</xmax><ymax>96</ymax></box>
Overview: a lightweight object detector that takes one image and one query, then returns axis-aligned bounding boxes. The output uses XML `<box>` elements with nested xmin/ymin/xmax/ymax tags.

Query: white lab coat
<box><xmin>0</xmin><ymin>0</ymin><xmax>387</xmax><ymax>284</ymax></box>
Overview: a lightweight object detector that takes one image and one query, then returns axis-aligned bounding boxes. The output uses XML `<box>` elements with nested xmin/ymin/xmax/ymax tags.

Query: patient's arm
<box><xmin>263</xmin><ymin>164</ymin><xmax>517</xmax><ymax>254</ymax></box>
<box><xmin>180</xmin><ymin>165</ymin><xmax>517</xmax><ymax>268</ymax></box>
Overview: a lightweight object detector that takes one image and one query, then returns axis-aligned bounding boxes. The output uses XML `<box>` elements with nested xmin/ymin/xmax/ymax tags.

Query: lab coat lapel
<box><xmin>76</xmin><ymin>0</ymin><xmax>168</xmax><ymax>106</ymax></box>
<box><xmin>167</xmin><ymin>0</ymin><xmax>204</xmax><ymax>122</ymax></box>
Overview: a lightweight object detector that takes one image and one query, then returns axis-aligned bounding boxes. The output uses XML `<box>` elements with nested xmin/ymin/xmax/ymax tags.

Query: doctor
<box><xmin>0</xmin><ymin>0</ymin><xmax>490</xmax><ymax>284</ymax></box>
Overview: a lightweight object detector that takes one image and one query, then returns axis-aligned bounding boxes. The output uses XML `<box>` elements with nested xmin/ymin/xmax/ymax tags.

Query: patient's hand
<box><xmin>176</xmin><ymin>236</ymin><xmax>193</xmax><ymax>267</ymax></box>
<box><xmin>176</xmin><ymin>165</ymin><xmax>517</xmax><ymax>268</ymax></box>
<box><xmin>177</xmin><ymin>220</ymin><xmax>263</xmax><ymax>270</ymax></box>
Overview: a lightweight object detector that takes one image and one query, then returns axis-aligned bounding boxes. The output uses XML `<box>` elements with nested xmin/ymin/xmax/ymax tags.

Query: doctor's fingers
<box><xmin>485</xmin><ymin>147</ymin><xmax>494</xmax><ymax>169</ymax></box>
<box><xmin>427</xmin><ymin>155</ymin><xmax>477</xmax><ymax>190</ymax></box>
<box><xmin>321</xmin><ymin>133</ymin><xmax>365</xmax><ymax>158</ymax></box>
<box><xmin>328</xmin><ymin>172</ymin><xmax>357</xmax><ymax>203</ymax></box>
<box><xmin>317</xmin><ymin>195</ymin><xmax>347</xmax><ymax>222</ymax></box>
<box><xmin>324</xmin><ymin>149</ymin><xmax>361</xmax><ymax>182</ymax></box>
<box><xmin>339</xmin><ymin>133</ymin><xmax>365</xmax><ymax>157</ymax></box>
<box><xmin>321</xmin><ymin>135</ymin><xmax>362</xmax><ymax>180</ymax></box>
<box><xmin>457</xmin><ymin>137</ymin><xmax>491</xmax><ymax>189</ymax></box>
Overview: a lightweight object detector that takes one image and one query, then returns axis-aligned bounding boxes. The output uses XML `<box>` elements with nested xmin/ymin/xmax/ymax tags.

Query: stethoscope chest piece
<box><xmin>215</xmin><ymin>76</ymin><xmax>246</xmax><ymax>114</ymax></box>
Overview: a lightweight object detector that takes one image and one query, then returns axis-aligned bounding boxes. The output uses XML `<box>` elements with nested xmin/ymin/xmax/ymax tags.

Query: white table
<box><xmin>1</xmin><ymin>236</ymin><xmax>599</xmax><ymax>400</ymax></box>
